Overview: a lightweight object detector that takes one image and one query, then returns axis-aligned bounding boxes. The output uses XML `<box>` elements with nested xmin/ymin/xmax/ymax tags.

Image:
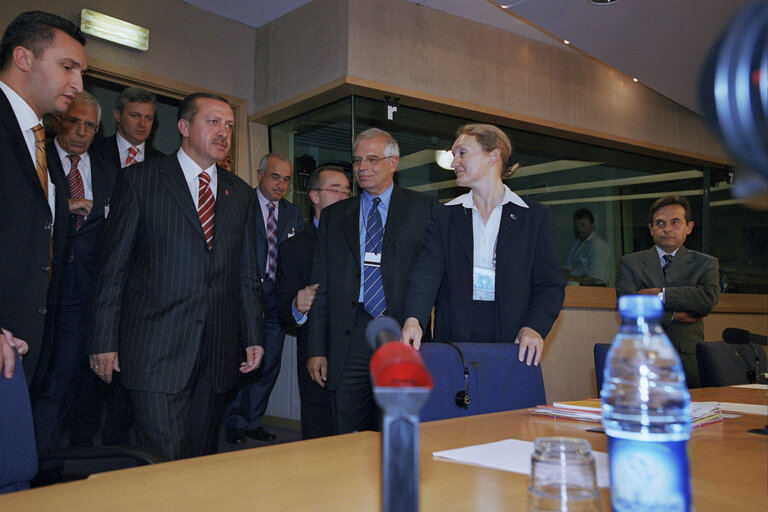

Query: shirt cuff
<box><xmin>293</xmin><ymin>301</ymin><xmax>308</xmax><ymax>325</ymax></box>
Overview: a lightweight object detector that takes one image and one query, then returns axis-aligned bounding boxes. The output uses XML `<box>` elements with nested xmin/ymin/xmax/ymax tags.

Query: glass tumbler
<box><xmin>527</xmin><ymin>437</ymin><xmax>602</xmax><ymax>512</ymax></box>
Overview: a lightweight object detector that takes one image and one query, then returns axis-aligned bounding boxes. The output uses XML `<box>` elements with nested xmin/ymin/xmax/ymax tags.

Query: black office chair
<box><xmin>418</xmin><ymin>342</ymin><xmax>546</xmax><ymax>422</ymax></box>
<box><xmin>593</xmin><ymin>343</ymin><xmax>611</xmax><ymax>396</ymax></box>
<box><xmin>697</xmin><ymin>330</ymin><xmax>768</xmax><ymax>387</ymax></box>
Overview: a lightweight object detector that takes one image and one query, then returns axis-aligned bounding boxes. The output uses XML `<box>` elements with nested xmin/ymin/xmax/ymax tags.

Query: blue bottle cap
<box><xmin>618</xmin><ymin>295</ymin><xmax>663</xmax><ymax>318</ymax></box>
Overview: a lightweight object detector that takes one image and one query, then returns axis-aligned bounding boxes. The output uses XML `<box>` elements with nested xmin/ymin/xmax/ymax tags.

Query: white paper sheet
<box><xmin>433</xmin><ymin>438</ymin><xmax>611</xmax><ymax>488</ymax></box>
<box><xmin>719</xmin><ymin>402</ymin><xmax>767</xmax><ymax>415</ymax></box>
<box><xmin>730</xmin><ymin>384</ymin><xmax>768</xmax><ymax>390</ymax></box>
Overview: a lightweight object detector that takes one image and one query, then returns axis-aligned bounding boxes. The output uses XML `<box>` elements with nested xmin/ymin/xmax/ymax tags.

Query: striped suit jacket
<box><xmin>87</xmin><ymin>154</ymin><xmax>263</xmax><ymax>394</ymax></box>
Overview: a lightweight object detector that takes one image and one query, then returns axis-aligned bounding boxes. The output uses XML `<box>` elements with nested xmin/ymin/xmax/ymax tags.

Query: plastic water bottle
<box><xmin>601</xmin><ymin>295</ymin><xmax>692</xmax><ymax>512</ymax></box>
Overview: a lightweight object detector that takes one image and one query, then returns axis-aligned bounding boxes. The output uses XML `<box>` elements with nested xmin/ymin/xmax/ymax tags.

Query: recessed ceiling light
<box><xmin>563</xmin><ymin>40</ymin><xmax>570</xmax><ymax>45</ymax></box>
<box><xmin>632</xmin><ymin>78</ymin><xmax>639</xmax><ymax>82</ymax></box>
<box><xmin>590</xmin><ymin>0</ymin><xmax>622</xmax><ymax>5</ymax></box>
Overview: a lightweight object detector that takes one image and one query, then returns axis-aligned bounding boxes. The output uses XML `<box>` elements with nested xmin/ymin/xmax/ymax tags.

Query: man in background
<box><xmin>224</xmin><ymin>153</ymin><xmax>304</xmax><ymax>444</ymax></box>
<box><xmin>0</xmin><ymin>10</ymin><xmax>86</xmax><ymax>385</ymax></box>
<box><xmin>563</xmin><ymin>208</ymin><xmax>613</xmax><ymax>286</ymax></box>
<box><xmin>32</xmin><ymin>91</ymin><xmax>117</xmax><ymax>463</ymax></box>
<box><xmin>277</xmin><ymin>165</ymin><xmax>350</xmax><ymax>439</ymax></box>
<box><xmin>616</xmin><ymin>195</ymin><xmax>720</xmax><ymax>388</ymax></box>
<box><xmin>90</xmin><ymin>86</ymin><xmax>164</xmax><ymax>169</ymax></box>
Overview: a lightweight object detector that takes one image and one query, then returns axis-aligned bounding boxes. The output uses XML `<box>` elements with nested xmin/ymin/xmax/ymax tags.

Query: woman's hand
<box><xmin>515</xmin><ymin>326</ymin><xmax>544</xmax><ymax>366</ymax></box>
<box><xmin>401</xmin><ymin>317</ymin><xmax>423</xmax><ymax>350</ymax></box>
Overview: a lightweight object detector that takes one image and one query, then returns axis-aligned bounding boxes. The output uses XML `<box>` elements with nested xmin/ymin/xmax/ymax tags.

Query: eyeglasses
<box><xmin>652</xmin><ymin>218</ymin><xmax>686</xmax><ymax>229</ymax></box>
<box><xmin>350</xmin><ymin>155</ymin><xmax>394</xmax><ymax>167</ymax></box>
<box><xmin>64</xmin><ymin>117</ymin><xmax>99</xmax><ymax>133</ymax></box>
<box><xmin>313</xmin><ymin>188</ymin><xmax>351</xmax><ymax>197</ymax></box>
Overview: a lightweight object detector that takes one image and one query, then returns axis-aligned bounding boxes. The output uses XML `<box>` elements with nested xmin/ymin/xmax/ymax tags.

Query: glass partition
<box><xmin>269</xmin><ymin>95</ymin><xmax>764</xmax><ymax>293</ymax></box>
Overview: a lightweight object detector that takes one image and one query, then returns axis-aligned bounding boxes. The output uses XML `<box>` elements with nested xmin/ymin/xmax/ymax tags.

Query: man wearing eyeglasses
<box><xmin>277</xmin><ymin>165</ymin><xmax>350</xmax><ymax>439</ymax></box>
<box><xmin>616</xmin><ymin>195</ymin><xmax>720</xmax><ymax>388</ymax></box>
<box><xmin>307</xmin><ymin>128</ymin><xmax>436</xmax><ymax>434</ymax></box>
<box><xmin>31</xmin><ymin>91</ymin><xmax>119</xmax><ymax>463</ymax></box>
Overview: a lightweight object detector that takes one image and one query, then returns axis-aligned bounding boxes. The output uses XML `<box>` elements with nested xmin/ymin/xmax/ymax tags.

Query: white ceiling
<box><xmin>182</xmin><ymin>0</ymin><xmax>756</xmax><ymax>115</ymax></box>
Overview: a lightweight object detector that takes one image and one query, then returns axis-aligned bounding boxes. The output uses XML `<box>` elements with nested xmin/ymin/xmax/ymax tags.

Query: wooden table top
<box><xmin>2</xmin><ymin>386</ymin><xmax>765</xmax><ymax>511</ymax></box>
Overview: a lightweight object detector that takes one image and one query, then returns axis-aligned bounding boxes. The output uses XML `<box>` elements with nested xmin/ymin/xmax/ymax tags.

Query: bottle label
<box><xmin>608</xmin><ymin>436</ymin><xmax>690</xmax><ymax>512</ymax></box>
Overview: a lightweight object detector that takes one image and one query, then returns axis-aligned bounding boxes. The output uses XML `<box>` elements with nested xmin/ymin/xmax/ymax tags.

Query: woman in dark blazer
<box><xmin>402</xmin><ymin>124</ymin><xmax>565</xmax><ymax>366</ymax></box>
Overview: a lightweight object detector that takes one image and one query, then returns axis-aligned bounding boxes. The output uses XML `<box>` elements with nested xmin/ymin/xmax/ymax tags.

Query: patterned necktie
<box><xmin>125</xmin><ymin>146</ymin><xmax>138</xmax><ymax>167</ymax></box>
<box><xmin>363</xmin><ymin>197</ymin><xmax>386</xmax><ymax>318</ymax></box>
<box><xmin>662</xmin><ymin>254</ymin><xmax>674</xmax><ymax>274</ymax></box>
<box><xmin>67</xmin><ymin>154</ymin><xmax>85</xmax><ymax>230</ymax></box>
<box><xmin>266</xmin><ymin>201</ymin><xmax>278</xmax><ymax>281</ymax></box>
<box><xmin>32</xmin><ymin>124</ymin><xmax>48</xmax><ymax>196</ymax></box>
<box><xmin>198</xmin><ymin>171</ymin><xmax>215</xmax><ymax>249</ymax></box>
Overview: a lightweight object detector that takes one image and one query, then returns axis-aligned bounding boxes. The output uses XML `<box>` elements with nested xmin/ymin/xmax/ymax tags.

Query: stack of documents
<box><xmin>529</xmin><ymin>399</ymin><xmax>723</xmax><ymax>428</ymax></box>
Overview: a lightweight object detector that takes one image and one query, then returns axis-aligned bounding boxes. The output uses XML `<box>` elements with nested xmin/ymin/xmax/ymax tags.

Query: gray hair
<box><xmin>258</xmin><ymin>153</ymin><xmax>291</xmax><ymax>174</ymax></box>
<box><xmin>352</xmin><ymin>128</ymin><xmax>399</xmax><ymax>158</ymax></box>
<box><xmin>71</xmin><ymin>90</ymin><xmax>102</xmax><ymax>123</ymax></box>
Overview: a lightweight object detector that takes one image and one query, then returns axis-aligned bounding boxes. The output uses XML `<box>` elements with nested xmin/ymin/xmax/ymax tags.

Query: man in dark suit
<box><xmin>307</xmin><ymin>128</ymin><xmax>436</xmax><ymax>434</ymax></box>
<box><xmin>87</xmin><ymin>93</ymin><xmax>264</xmax><ymax>461</ymax></box>
<box><xmin>277</xmin><ymin>165</ymin><xmax>350</xmax><ymax>439</ymax></box>
<box><xmin>89</xmin><ymin>86</ymin><xmax>164</xmax><ymax>170</ymax></box>
<box><xmin>31</xmin><ymin>91</ymin><xmax>118</xmax><ymax>458</ymax></box>
<box><xmin>616</xmin><ymin>195</ymin><xmax>720</xmax><ymax>388</ymax></box>
<box><xmin>0</xmin><ymin>11</ymin><xmax>86</xmax><ymax>384</ymax></box>
<box><xmin>224</xmin><ymin>153</ymin><xmax>304</xmax><ymax>444</ymax></box>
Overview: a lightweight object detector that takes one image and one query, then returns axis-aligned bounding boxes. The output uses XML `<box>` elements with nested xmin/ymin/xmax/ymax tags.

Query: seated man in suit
<box><xmin>223</xmin><ymin>153</ymin><xmax>304</xmax><ymax>444</ymax></box>
<box><xmin>32</xmin><ymin>91</ymin><xmax>118</xmax><ymax>461</ymax></box>
<box><xmin>563</xmin><ymin>208</ymin><xmax>613</xmax><ymax>286</ymax></box>
<box><xmin>277</xmin><ymin>165</ymin><xmax>351</xmax><ymax>439</ymax></box>
<box><xmin>90</xmin><ymin>86</ymin><xmax>164</xmax><ymax>169</ymax></box>
<box><xmin>616</xmin><ymin>195</ymin><xmax>720</xmax><ymax>388</ymax></box>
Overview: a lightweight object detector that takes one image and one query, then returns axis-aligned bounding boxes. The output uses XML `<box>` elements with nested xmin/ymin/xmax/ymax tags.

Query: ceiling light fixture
<box><xmin>563</xmin><ymin>40</ymin><xmax>570</xmax><ymax>45</ymax></box>
<box><xmin>80</xmin><ymin>9</ymin><xmax>149</xmax><ymax>51</ymax></box>
<box><xmin>589</xmin><ymin>0</ymin><xmax>623</xmax><ymax>4</ymax></box>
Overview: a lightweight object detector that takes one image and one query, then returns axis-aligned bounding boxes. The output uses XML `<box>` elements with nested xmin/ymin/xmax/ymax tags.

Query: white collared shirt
<box><xmin>116</xmin><ymin>132</ymin><xmax>146</xmax><ymax>167</ymax></box>
<box><xmin>0</xmin><ymin>79</ymin><xmax>56</xmax><ymax>217</ymax></box>
<box><xmin>177</xmin><ymin>148</ymin><xmax>217</xmax><ymax>207</ymax></box>
<box><xmin>54</xmin><ymin>139</ymin><xmax>93</xmax><ymax>200</ymax></box>
<box><xmin>256</xmin><ymin>187</ymin><xmax>279</xmax><ymax>230</ymax></box>
<box><xmin>655</xmin><ymin>245</ymin><xmax>680</xmax><ymax>268</ymax></box>
<box><xmin>446</xmin><ymin>185</ymin><xmax>528</xmax><ymax>270</ymax></box>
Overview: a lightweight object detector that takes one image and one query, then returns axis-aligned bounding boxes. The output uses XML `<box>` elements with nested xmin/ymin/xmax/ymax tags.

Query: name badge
<box><xmin>473</xmin><ymin>266</ymin><xmax>495</xmax><ymax>301</ymax></box>
<box><xmin>364</xmin><ymin>252</ymin><xmax>382</xmax><ymax>267</ymax></box>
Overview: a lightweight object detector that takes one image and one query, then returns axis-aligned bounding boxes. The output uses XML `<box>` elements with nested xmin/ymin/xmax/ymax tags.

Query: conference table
<box><xmin>2</xmin><ymin>386</ymin><xmax>765</xmax><ymax>511</ymax></box>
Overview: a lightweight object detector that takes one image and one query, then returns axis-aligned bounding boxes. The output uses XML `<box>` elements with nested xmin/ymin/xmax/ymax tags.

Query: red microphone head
<box><xmin>370</xmin><ymin>341</ymin><xmax>434</xmax><ymax>389</ymax></box>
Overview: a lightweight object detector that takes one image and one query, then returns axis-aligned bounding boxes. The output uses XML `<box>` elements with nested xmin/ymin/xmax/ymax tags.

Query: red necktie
<box><xmin>125</xmin><ymin>146</ymin><xmax>138</xmax><ymax>167</ymax></box>
<box><xmin>66</xmin><ymin>154</ymin><xmax>85</xmax><ymax>230</ymax></box>
<box><xmin>266</xmin><ymin>201</ymin><xmax>277</xmax><ymax>281</ymax></box>
<box><xmin>198</xmin><ymin>171</ymin><xmax>215</xmax><ymax>249</ymax></box>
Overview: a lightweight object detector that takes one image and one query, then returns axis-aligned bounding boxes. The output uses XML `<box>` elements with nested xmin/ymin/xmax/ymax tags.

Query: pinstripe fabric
<box><xmin>88</xmin><ymin>155</ymin><xmax>263</xmax><ymax>395</ymax></box>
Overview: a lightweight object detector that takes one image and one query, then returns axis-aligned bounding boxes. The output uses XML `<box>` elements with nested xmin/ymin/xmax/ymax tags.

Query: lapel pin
<box><xmin>225</xmin><ymin>189</ymin><xmax>230</xmax><ymax>196</ymax></box>
<box><xmin>510</xmin><ymin>213</ymin><xmax>517</xmax><ymax>220</ymax></box>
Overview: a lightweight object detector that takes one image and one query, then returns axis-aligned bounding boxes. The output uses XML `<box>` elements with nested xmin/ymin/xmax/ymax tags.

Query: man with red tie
<box><xmin>88</xmin><ymin>93</ymin><xmax>264</xmax><ymax>461</ymax></box>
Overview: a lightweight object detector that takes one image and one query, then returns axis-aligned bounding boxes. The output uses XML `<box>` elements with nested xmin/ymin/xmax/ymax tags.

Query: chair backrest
<box><xmin>593</xmin><ymin>343</ymin><xmax>611</xmax><ymax>396</ymax></box>
<box><xmin>0</xmin><ymin>350</ymin><xmax>37</xmax><ymax>494</ymax></box>
<box><xmin>418</xmin><ymin>342</ymin><xmax>546</xmax><ymax>422</ymax></box>
<box><xmin>697</xmin><ymin>341</ymin><xmax>768</xmax><ymax>387</ymax></box>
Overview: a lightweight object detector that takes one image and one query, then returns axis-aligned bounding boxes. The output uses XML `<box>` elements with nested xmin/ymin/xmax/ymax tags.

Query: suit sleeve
<box><xmin>523</xmin><ymin>205</ymin><xmax>566</xmax><ymax>338</ymax></box>
<box><xmin>307</xmin><ymin>218</ymin><xmax>329</xmax><ymax>359</ymax></box>
<box><xmin>276</xmin><ymin>237</ymin><xmax>301</xmax><ymax>333</ymax></box>
<box><xmin>404</xmin><ymin>206</ymin><xmax>447</xmax><ymax>329</ymax></box>
<box><xmin>87</xmin><ymin>169</ymin><xmax>140</xmax><ymax>355</ymax></box>
<box><xmin>664</xmin><ymin>256</ymin><xmax>720</xmax><ymax>316</ymax></box>
<box><xmin>239</xmin><ymin>192</ymin><xmax>265</xmax><ymax>348</ymax></box>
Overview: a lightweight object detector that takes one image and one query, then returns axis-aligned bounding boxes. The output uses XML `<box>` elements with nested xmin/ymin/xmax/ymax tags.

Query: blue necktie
<box><xmin>363</xmin><ymin>197</ymin><xmax>386</xmax><ymax>318</ymax></box>
<box><xmin>662</xmin><ymin>254</ymin><xmax>674</xmax><ymax>274</ymax></box>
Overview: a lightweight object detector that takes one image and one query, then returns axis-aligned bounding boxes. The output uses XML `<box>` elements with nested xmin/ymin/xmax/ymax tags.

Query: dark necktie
<box><xmin>662</xmin><ymin>254</ymin><xmax>674</xmax><ymax>274</ymax></box>
<box><xmin>266</xmin><ymin>201</ymin><xmax>278</xmax><ymax>281</ymax></box>
<box><xmin>32</xmin><ymin>124</ymin><xmax>48</xmax><ymax>196</ymax></box>
<box><xmin>198</xmin><ymin>171</ymin><xmax>215</xmax><ymax>249</ymax></box>
<box><xmin>363</xmin><ymin>197</ymin><xmax>386</xmax><ymax>318</ymax></box>
<box><xmin>67</xmin><ymin>154</ymin><xmax>85</xmax><ymax>230</ymax></box>
<box><xmin>125</xmin><ymin>146</ymin><xmax>138</xmax><ymax>167</ymax></box>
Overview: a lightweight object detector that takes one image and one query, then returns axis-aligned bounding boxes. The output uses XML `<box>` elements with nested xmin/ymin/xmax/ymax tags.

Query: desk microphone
<box><xmin>722</xmin><ymin>328</ymin><xmax>768</xmax><ymax>346</ymax></box>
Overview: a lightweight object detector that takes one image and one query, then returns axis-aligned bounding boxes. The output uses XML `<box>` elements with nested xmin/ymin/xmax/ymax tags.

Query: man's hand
<box><xmin>89</xmin><ymin>352</ymin><xmax>119</xmax><ymax>383</ymax></box>
<box><xmin>294</xmin><ymin>283</ymin><xmax>320</xmax><ymax>314</ymax></box>
<box><xmin>401</xmin><ymin>317</ymin><xmax>423</xmax><ymax>350</ymax></box>
<box><xmin>307</xmin><ymin>356</ymin><xmax>327</xmax><ymax>387</ymax></box>
<box><xmin>68</xmin><ymin>198</ymin><xmax>93</xmax><ymax>216</ymax></box>
<box><xmin>672</xmin><ymin>311</ymin><xmax>702</xmax><ymax>324</ymax></box>
<box><xmin>1</xmin><ymin>328</ymin><xmax>28</xmax><ymax>379</ymax></box>
<box><xmin>638</xmin><ymin>287</ymin><xmax>662</xmax><ymax>295</ymax></box>
<box><xmin>240</xmin><ymin>345</ymin><xmax>264</xmax><ymax>373</ymax></box>
<box><xmin>515</xmin><ymin>326</ymin><xmax>545</xmax><ymax>366</ymax></box>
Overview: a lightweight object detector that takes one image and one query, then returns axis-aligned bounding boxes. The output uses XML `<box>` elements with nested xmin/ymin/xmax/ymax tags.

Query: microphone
<box><xmin>366</xmin><ymin>316</ymin><xmax>402</xmax><ymax>351</ymax></box>
<box><xmin>723</xmin><ymin>328</ymin><xmax>768</xmax><ymax>346</ymax></box>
